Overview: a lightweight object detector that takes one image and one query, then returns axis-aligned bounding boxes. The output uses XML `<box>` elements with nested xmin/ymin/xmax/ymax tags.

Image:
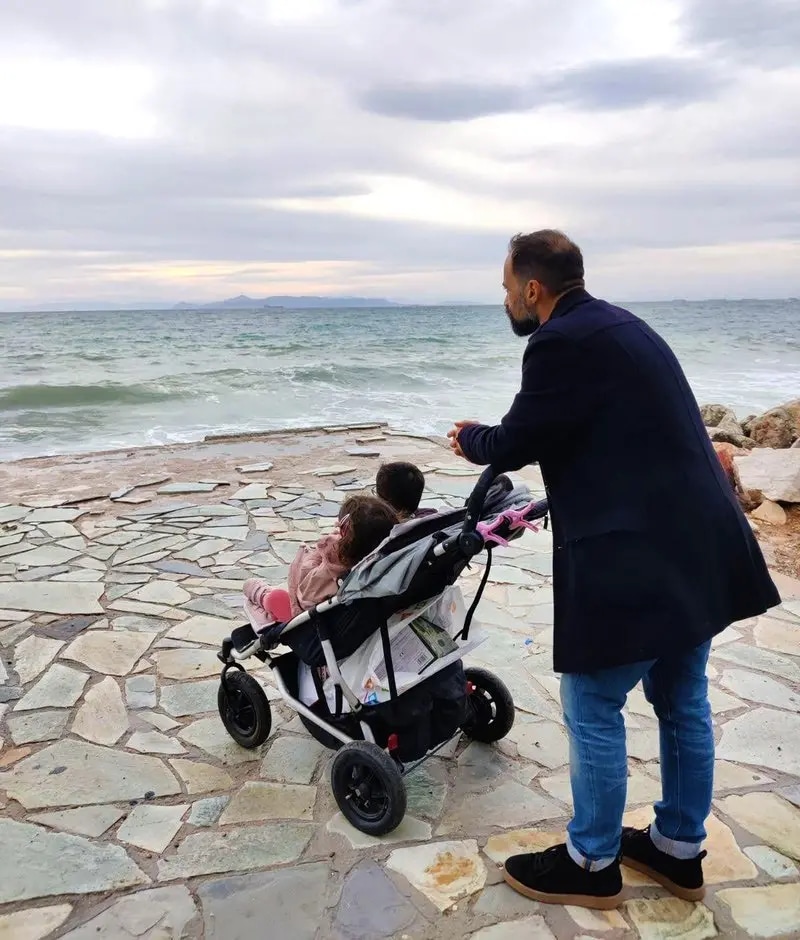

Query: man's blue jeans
<box><xmin>560</xmin><ymin>640</ymin><xmax>714</xmax><ymax>869</ymax></box>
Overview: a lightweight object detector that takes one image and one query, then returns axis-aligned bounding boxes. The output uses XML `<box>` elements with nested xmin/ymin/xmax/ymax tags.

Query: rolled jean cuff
<box><xmin>651</xmin><ymin>821</ymin><xmax>702</xmax><ymax>859</ymax></box>
<box><xmin>566</xmin><ymin>833</ymin><xmax>617</xmax><ymax>872</ymax></box>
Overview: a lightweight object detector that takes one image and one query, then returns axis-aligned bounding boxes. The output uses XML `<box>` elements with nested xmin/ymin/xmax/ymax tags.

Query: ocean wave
<box><xmin>0</xmin><ymin>382</ymin><xmax>180</xmax><ymax>411</ymax></box>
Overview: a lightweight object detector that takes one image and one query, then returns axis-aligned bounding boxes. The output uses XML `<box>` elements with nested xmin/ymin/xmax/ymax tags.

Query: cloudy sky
<box><xmin>1</xmin><ymin>0</ymin><xmax>798</xmax><ymax>307</ymax></box>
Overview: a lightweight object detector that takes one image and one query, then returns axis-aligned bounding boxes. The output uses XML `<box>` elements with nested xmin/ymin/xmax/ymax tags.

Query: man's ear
<box><xmin>525</xmin><ymin>279</ymin><xmax>540</xmax><ymax>305</ymax></box>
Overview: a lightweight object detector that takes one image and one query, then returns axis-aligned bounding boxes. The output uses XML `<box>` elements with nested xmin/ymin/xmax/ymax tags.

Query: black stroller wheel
<box><xmin>462</xmin><ymin>667</ymin><xmax>515</xmax><ymax>743</ymax></box>
<box><xmin>217</xmin><ymin>671</ymin><xmax>272</xmax><ymax>748</ymax></box>
<box><xmin>330</xmin><ymin>741</ymin><xmax>406</xmax><ymax>836</ymax></box>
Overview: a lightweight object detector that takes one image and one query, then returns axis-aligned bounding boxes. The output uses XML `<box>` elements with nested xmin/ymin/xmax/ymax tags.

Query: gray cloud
<box><xmin>681</xmin><ymin>0</ymin><xmax>800</xmax><ymax>67</ymax></box>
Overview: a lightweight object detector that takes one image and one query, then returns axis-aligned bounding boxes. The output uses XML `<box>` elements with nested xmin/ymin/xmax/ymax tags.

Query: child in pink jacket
<box><xmin>244</xmin><ymin>494</ymin><xmax>398</xmax><ymax>630</ymax></box>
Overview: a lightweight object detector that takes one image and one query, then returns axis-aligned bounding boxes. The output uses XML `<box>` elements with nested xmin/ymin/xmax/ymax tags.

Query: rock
<box><xmin>333</xmin><ymin>861</ymin><xmax>417</xmax><ymax>939</ymax></box>
<box><xmin>566</xmin><ymin>906</ymin><xmax>629</xmax><ymax>932</ymax></box>
<box><xmin>744</xmin><ymin>845</ymin><xmax>798</xmax><ymax>880</ymax></box>
<box><xmin>749</xmin><ymin>405</ymin><xmax>798</xmax><ymax>448</ymax></box>
<box><xmin>177</xmin><ymin>716</ymin><xmax>268</xmax><ymax>765</ymax></box>
<box><xmin>61</xmin><ymin>629</ymin><xmax>153</xmax><ymax>676</ymax></box>
<box><xmin>707</xmin><ymin>420</ymin><xmax>749</xmax><ymax>449</ymax></box>
<box><xmin>405</xmin><ymin>761</ymin><xmax>448</xmax><ymax>819</ymax></box>
<box><xmin>751</xmin><ymin>499</ymin><xmax>788</xmax><ymax>525</ymax></box>
<box><xmin>624</xmin><ymin>898</ymin><xmax>716</xmax><ymax>940</ymax></box>
<box><xmin>60</xmin><ymin>886</ymin><xmax>198</xmax><ymax>940</ymax></box>
<box><xmin>117</xmin><ymin>803</ymin><xmax>188</xmax><ymax>853</ymax></box>
<box><xmin>754</xmin><ymin>616</ymin><xmax>800</xmax><ymax>657</ymax></box>
<box><xmin>128</xmin><ymin>730</ymin><xmax>186</xmax><ymax>755</ymax></box>
<box><xmin>470</xmin><ymin>919</ymin><xmax>557</xmax><ymax>940</ymax></box>
<box><xmin>141</xmin><ymin>710</ymin><xmax>180</xmax><ymax>732</ymax></box>
<box><xmin>157</xmin><ymin>823</ymin><xmax>313</xmax><ymax>880</ymax></box>
<box><xmin>158</xmin><ymin>481</ymin><xmax>220</xmax><ymax>494</ymax></box>
<box><xmin>734</xmin><ymin>448</ymin><xmax>800</xmax><ymax>503</ymax></box>
<box><xmin>386</xmin><ymin>840</ymin><xmax>486</xmax><ymax>912</ymax></box>
<box><xmin>8</xmin><ymin>710</ymin><xmax>70</xmax><ymax>745</ymax></box>
<box><xmin>0</xmin><ymin>581</ymin><xmax>103</xmax><ymax>615</ymax></box>
<box><xmin>474</xmin><ymin>884</ymin><xmax>545</xmax><ymax>919</ymax></box>
<box><xmin>236</xmin><ymin>461</ymin><xmax>274</xmax><ymax>473</ymax></box>
<box><xmin>716</xmin><ymin>884</ymin><xmax>800</xmax><ymax>938</ymax></box>
<box><xmin>260</xmin><ymin>735</ymin><xmax>325</xmax><ymax>785</ymax></box>
<box><xmin>198</xmin><ymin>863</ymin><xmax>329</xmax><ymax>940</ymax></box>
<box><xmin>14</xmin><ymin>663</ymin><xmax>88</xmax><ymax>711</ymax></box>
<box><xmin>72</xmin><ymin>676</ymin><xmax>129</xmax><ymax>745</ymax></box>
<box><xmin>219</xmin><ymin>781</ymin><xmax>315</xmax><ymax>824</ymax></box>
<box><xmin>715</xmin><ymin>792</ymin><xmax>800</xmax><ymax>861</ymax></box>
<box><xmin>12</xmin><ymin>635</ymin><xmax>64</xmax><ymax>683</ymax></box>
<box><xmin>38</xmin><ymin>614</ymin><xmax>102</xmax><ymax>641</ymax></box>
<box><xmin>712</xmin><ymin>441</ymin><xmax>745</xmax><ymax>489</ymax></box>
<box><xmin>28</xmin><ymin>805</ymin><xmax>125</xmax><ymax>837</ymax></box>
<box><xmin>127</xmin><ymin>581</ymin><xmax>192</xmax><ymax>606</ymax></box>
<box><xmin>507</xmin><ymin>717</ymin><xmax>569</xmax><ymax>769</ymax></box>
<box><xmin>700</xmin><ymin>403</ymin><xmax>737</xmax><ymax>427</ymax></box>
<box><xmin>0</xmin><ymin>905</ymin><xmax>72</xmax><ymax>940</ymax></box>
<box><xmin>0</xmin><ymin>819</ymin><xmax>148</xmax><ymax>903</ymax></box>
<box><xmin>713</xmin><ymin>760</ymin><xmax>773</xmax><ymax>791</ymax></box>
<box><xmin>188</xmin><ymin>795</ymin><xmax>229</xmax><ymax>826</ymax></box>
<box><xmin>0</xmin><ymin>739</ymin><xmax>180</xmax><ymax>809</ymax></box>
<box><xmin>437</xmin><ymin>781</ymin><xmax>562</xmax><ymax>834</ymax></box>
<box><xmin>6</xmin><ymin>545</ymin><xmax>80</xmax><ymax>567</ymax></box>
<box><xmin>126</xmin><ymin>674</ymin><xmax>157</xmax><ymax>709</ymax></box>
<box><xmin>170</xmin><ymin>758</ymin><xmax>234</xmax><ymax>794</ymax></box>
<box><xmin>160</xmin><ymin>678</ymin><xmax>219</xmax><ymax>717</ymax></box>
<box><xmin>165</xmin><ymin>614</ymin><xmax>235</xmax><ymax>646</ymax></box>
<box><xmin>719</xmin><ymin>667</ymin><xmax>800</xmax><ymax>711</ymax></box>
<box><xmin>717</xmin><ymin>707</ymin><xmax>800</xmax><ymax>775</ymax></box>
<box><xmin>326</xmin><ymin>813</ymin><xmax>432</xmax><ymax>850</ymax></box>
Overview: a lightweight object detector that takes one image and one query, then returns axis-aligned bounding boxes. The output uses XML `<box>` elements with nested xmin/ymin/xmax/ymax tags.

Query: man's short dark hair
<box><xmin>508</xmin><ymin>230</ymin><xmax>585</xmax><ymax>295</ymax></box>
<box><xmin>376</xmin><ymin>461</ymin><xmax>425</xmax><ymax>516</ymax></box>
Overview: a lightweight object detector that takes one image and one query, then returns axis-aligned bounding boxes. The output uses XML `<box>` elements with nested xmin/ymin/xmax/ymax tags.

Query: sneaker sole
<box><xmin>621</xmin><ymin>856</ymin><xmax>705</xmax><ymax>902</ymax></box>
<box><xmin>502</xmin><ymin>868</ymin><xmax>624</xmax><ymax>910</ymax></box>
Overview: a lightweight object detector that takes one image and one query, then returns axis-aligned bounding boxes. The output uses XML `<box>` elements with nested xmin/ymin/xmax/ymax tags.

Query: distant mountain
<box><xmin>173</xmin><ymin>294</ymin><xmax>400</xmax><ymax>310</ymax></box>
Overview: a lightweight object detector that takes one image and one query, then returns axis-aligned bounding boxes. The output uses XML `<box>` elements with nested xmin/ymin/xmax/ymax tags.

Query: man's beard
<box><xmin>505</xmin><ymin>304</ymin><xmax>539</xmax><ymax>337</ymax></box>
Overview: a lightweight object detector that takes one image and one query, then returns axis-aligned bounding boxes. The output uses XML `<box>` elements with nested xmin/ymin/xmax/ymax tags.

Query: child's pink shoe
<box><xmin>265</xmin><ymin>588</ymin><xmax>292</xmax><ymax>623</ymax></box>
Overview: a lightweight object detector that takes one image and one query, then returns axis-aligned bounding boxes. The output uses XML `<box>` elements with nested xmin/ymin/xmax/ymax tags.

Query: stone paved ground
<box><xmin>1</xmin><ymin>428</ymin><xmax>800</xmax><ymax>939</ymax></box>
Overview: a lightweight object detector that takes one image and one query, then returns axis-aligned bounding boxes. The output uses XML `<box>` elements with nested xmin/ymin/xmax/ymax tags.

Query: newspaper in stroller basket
<box><xmin>216</xmin><ymin>467</ymin><xmax>549</xmax><ymax>836</ymax></box>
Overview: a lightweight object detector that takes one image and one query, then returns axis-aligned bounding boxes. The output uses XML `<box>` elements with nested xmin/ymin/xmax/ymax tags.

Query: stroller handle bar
<box><xmin>459</xmin><ymin>465</ymin><xmax>503</xmax><ymax>554</ymax></box>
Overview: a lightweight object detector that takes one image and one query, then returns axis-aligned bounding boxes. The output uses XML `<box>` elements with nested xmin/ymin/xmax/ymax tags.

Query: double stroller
<box><xmin>216</xmin><ymin>467</ymin><xmax>549</xmax><ymax>835</ymax></box>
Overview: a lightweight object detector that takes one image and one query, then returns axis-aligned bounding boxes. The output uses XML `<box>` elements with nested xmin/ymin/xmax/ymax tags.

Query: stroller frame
<box><xmin>216</xmin><ymin>466</ymin><xmax>549</xmax><ymax>836</ymax></box>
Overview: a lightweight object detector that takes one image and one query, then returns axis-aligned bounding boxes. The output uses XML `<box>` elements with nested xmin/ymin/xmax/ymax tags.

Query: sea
<box><xmin>1</xmin><ymin>300</ymin><xmax>798</xmax><ymax>462</ymax></box>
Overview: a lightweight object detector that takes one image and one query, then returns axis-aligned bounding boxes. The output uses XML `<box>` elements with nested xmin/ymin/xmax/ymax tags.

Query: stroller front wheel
<box><xmin>462</xmin><ymin>667</ymin><xmax>515</xmax><ymax>743</ymax></box>
<box><xmin>217</xmin><ymin>670</ymin><xmax>272</xmax><ymax>748</ymax></box>
<box><xmin>331</xmin><ymin>741</ymin><xmax>406</xmax><ymax>836</ymax></box>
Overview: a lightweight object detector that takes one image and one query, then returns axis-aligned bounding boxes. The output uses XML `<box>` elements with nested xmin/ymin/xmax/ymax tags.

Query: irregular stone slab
<box><xmin>13</xmin><ymin>635</ymin><xmax>64</xmax><ymax>683</ymax></box>
<box><xmin>170</xmin><ymin>757</ymin><xmax>234</xmax><ymax>794</ymax></box>
<box><xmin>327</xmin><ymin>813</ymin><xmax>432</xmax><ymax>849</ymax></box>
<box><xmin>6</xmin><ymin>545</ymin><xmax>80</xmax><ymax>568</ymax></box>
<box><xmin>166</xmin><ymin>614</ymin><xmax>234</xmax><ymax>646</ymax></box>
<box><xmin>237</xmin><ymin>461</ymin><xmax>274</xmax><ymax>473</ymax></box>
<box><xmin>624</xmin><ymin>898</ymin><xmax>716</xmax><ymax>940</ymax></box>
<box><xmin>26</xmin><ymin>508</ymin><xmax>83</xmax><ymax>523</ymax></box>
<box><xmin>28</xmin><ymin>805</ymin><xmax>125</xmax><ymax>837</ymax></box>
<box><xmin>473</xmin><ymin>884</ymin><xmax>544</xmax><ymax>919</ymax></box>
<box><xmin>484</xmin><ymin>829</ymin><xmax>563</xmax><ymax>865</ymax></box>
<box><xmin>716</xmin><ymin>884</ymin><xmax>800</xmax><ymax>938</ymax></box>
<box><xmin>716</xmin><ymin>792</ymin><xmax>800</xmax><ymax>860</ymax></box>
<box><xmin>438</xmin><ymin>781</ymin><xmax>562</xmax><ymax>835</ymax></box>
<box><xmin>14</xmin><ymin>663</ymin><xmax>88</xmax><ymax>711</ymax></box>
<box><xmin>118</xmin><ymin>803</ymin><xmax>188</xmax><ymax>853</ymax></box>
<box><xmin>735</xmin><ymin>448</ymin><xmax>800</xmax><ymax>503</ymax></box>
<box><xmin>0</xmin><ymin>819</ymin><xmax>148</xmax><ymax>903</ymax></box>
<box><xmin>719</xmin><ymin>668</ymin><xmax>800</xmax><ymax>711</ymax></box>
<box><xmin>754</xmin><ymin>616</ymin><xmax>800</xmax><ymax>657</ymax></box>
<box><xmin>198</xmin><ymin>863</ymin><xmax>329</xmax><ymax>940</ymax></box>
<box><xmin>713</xmin><ymin>760</ymin><xmax>773</xmax><ymax>792</ymax></box>
<box><xmin>386</xmin><ymin>840</ymin><xmax>486</xmax><ymax>912</ymax></box>
<box><xmin>113</xmin><ymin>614</ymin><xmax>167</xmax><ymax>633</ymax></box>
<box><xmin>38</xmin><ymin>615</ymin><xmax>103</xmax><ymax>642</ymax></box>
<box><xmin>159</xmin><ymin>482</ymin><xmax>220</xmax><ymax>494</ymax></box>
<box><xmin>541</xmin><ymin>766</ymin><xmax>660</xmax><ymax>807</ymax></box>
<box><xmin>0</xmin><ymin>904</ymin><xmax>72</xmax><ymax>940</ymax></box>
<box><xmin>566</xmin><ymin>906</ymin><xmax>629</xmax><ymax>933</ymax></box>
<box><xmin>455</xmin><ymin>742</ymin><xmax>534</xmax><ymax>792</ymax></box>
<box><xmin>189</xmin><ymin>795</ymin><xmax>229</xmax><ymax>826</ymax></box>
<box><xmin>157</xmin><ymin>823</ymin><xmax>313</xmax><ymax>880</ymax></box>
<box><xmin>0</xmin><ymin>739</ymin><xmax>180</xmax><ymax>809</ymax></box>
<box><xmin>405</xmin><ymin>761</ymin><xmax>448</xmax><ymax>819</ymax></box>
<box><xmin>178</xmin><ymin>716</ymin><xmax>268</xmax><ymax>765</ymax></box>
<box><xmin>126</xmin><ymin>674</ymin><xmax>157</xmax><ymax>709</ymax></box>
<box><xmin>507</xmin><ymin>717</ymin><xmax>569</xmax><ymax>769</ymax></box>
<box><xmin>128</xmin><ymin>730</ymin><xmax>186</xmax><ymax>755</ymax></box>
<box><xmin>717</xmin><ymin>707</ymin><xmax>800</xmax><ymax>775</ymax></box>
<box><xmin>233</xmin><ymin>483</ymin><xmax>271</xmax><ymax>500</ymax></box>
<box><xmin>161</xmin><ymin>678</ymin><xmax>219</xmax><ymax>717</ymax></box>
<box><xmin>220</xmin><ymin>781</ymin><xmax>315</xmax><ymax>824</ymax></box>
<box><xmin>62</xmin><ymin>630</ymin><xmax>153</xmax><ymax>676</ymax></box>
<box><xmin>0</xmin><ymin>581</ymin><xmax>103</xmax><ymax>615</ymax></box>
<box><xmin>744</xmin><ymin>845</ymin><xmax>799</xmax><ymax>880</ymax></box>
<box><xmin>471</xmin><ymin>919</ymin><xmax>556</xmax><ymax>940</ymax></box>
<box><xmin>61</xmin><ymin>886</ymin><xmax>198</xmax><ymax>940</ymax></box>
<box><xmin>260</xmin><ymin>735</ymin><xmax>324</xmax><ymax>785</ymax></box>
<box><xmin>72</xmin><ymin>676</ymin><xmax>129</xmax><ymax>745</ymax></box>
<box><xmin>712</xmin><ymin>643</ymin><xmax>800</xmax><ymax>683</ymax></box>
<box><xmin>180</xmin><ymin>596</ymin><xmax>240</xmax><ymax>620</ymax></box>
<box><xmin>141</xmin><ymin>711</ymin><xmax>180</xmax><ymax>732</ymax></box>
<box><xmin>333</xmin><ymin>861</ymin><xmax>417</xmax><ymax>939</ymax></box>
<box><xmin>8</xmin><ymin>709</ymin><xmax>70</xmax><ymax>745</ymax></box>
<box><xmin>127</xmin><ymin>581</ymin><xmax>192</xmax><ymax>607</ymax></box>
<box><xmin>152</xmin><ymin>559</ymin><xmax>208</xmax><ymax>577</ymax></box>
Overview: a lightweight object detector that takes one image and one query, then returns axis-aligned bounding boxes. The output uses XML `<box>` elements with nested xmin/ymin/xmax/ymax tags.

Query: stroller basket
<box><xmin>216</xmin><ymin>466</ymin><xmax>549</xmax><ymax>836</ymax></box>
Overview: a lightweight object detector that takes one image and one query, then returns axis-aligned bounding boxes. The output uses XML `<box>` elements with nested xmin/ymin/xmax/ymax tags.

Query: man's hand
<box><xmin>447</xmin><ymin>420</ymin><xmax>479</xmax><ymax>459</ymax></box>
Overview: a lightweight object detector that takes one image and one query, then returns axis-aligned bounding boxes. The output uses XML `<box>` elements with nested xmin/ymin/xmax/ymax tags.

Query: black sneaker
<box><xmin>503</xmin><ymin>843</ymin><xmax>624</xmax><ymax>910</ymax></box>
<box><xmin>621</xmin><ymin>826</ymin><xmax>706</xmax><ymax>901</ymax></box>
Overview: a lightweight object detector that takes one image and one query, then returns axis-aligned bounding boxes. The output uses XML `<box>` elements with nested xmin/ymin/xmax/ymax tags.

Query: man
<box><xmin>448</xmin><ymin>230</ymin><xmax>779</xmax><ymax>910</ymax></box>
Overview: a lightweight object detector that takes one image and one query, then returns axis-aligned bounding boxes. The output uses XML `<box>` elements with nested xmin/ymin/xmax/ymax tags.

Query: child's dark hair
<box><xmin>375</xmin><ymin>462</ymin><xmax>425</xmax><ymax>517</ymax></box>
<box><xmin>337</xmin><ymin>495</ymin><xmax>398</xmax><ymax>567</ymax></box>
